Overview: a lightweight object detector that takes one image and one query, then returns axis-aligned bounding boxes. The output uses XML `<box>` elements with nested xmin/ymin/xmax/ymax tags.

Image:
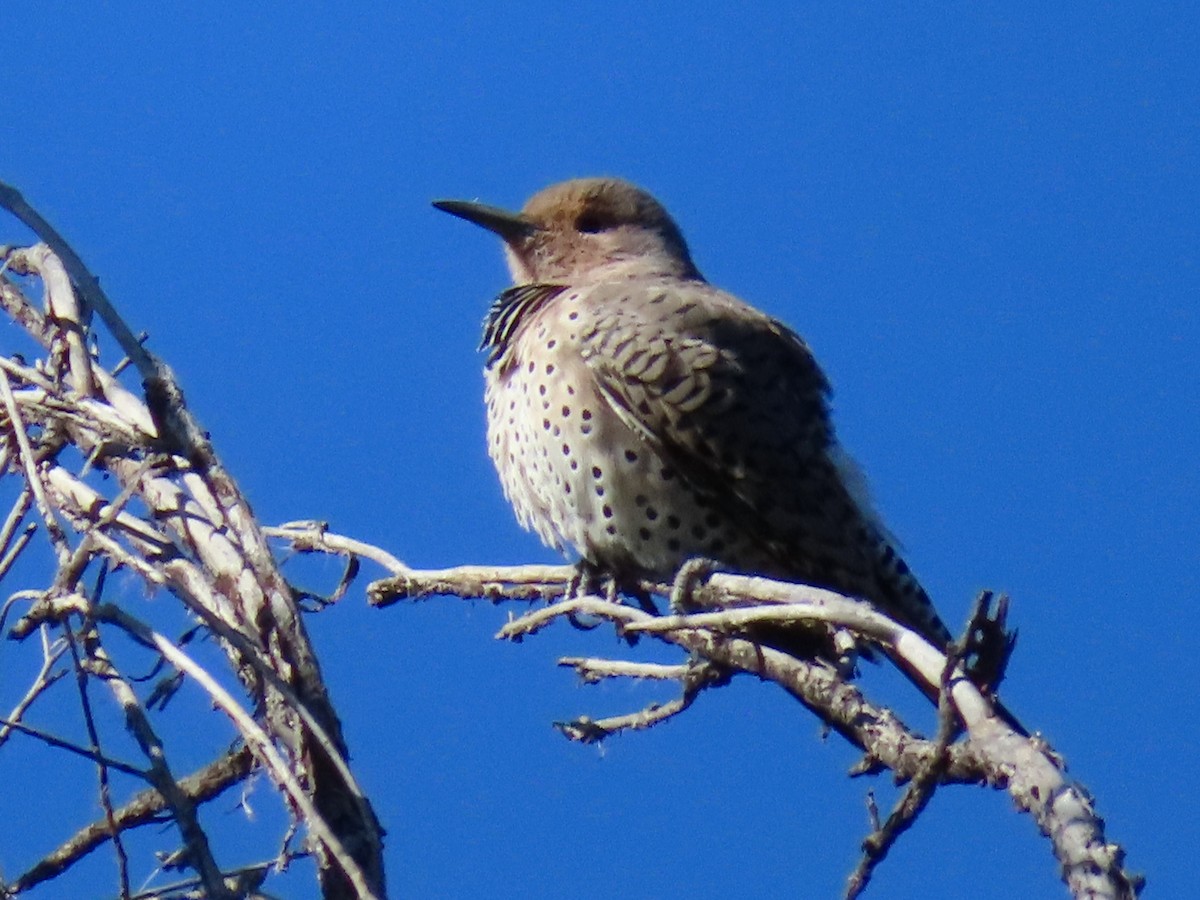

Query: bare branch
<box><xmin>558</xmin><ymin>658</ymin><xmax>691</xmax><ymax>682</ymax></box>
<box><xmin>9</xmin><ymin>748</ymin><xmax>255</xmax><ymax>895</ymax></box>
<box><xmin>0</xmin><ymin>715</ymin><xmax>144</xmax><ymax>777</ymax></box>
<box><xmin>0</xmin><ymin>486</ymin><xmax>33</xmax><ymax>562</ymax></box>
<box><xmin>0</xmin><ymin>366</ymin><xmax>69</xmax><ymax>561</ymax></box>
<box><xmin>82</xmin><ymin>622</ymin><xmax>233</xmax><ymax>900</ymax></box>
<box><xmin>369</xmin><ymin>559</ymin><xmax>1140</xmax><ymax>899</ymax></box>
<box><xmin>846</xmin><ymin>619</ymin><xmax>966</xmax><ymax>898</ymax></box>
<box><xmin>91</xmin><ymin>603</ymin><xmax>381</xmax><ymax>900</ymax></box>
<box><xmin>555</xmin><ymin>657</ymin><xmax>729</xmax><ymax>742</ymax></box>
<box><xmin>1</xmin><ymin>194</ymin><xmax>386</xmax><ymax>898</ymax></box>
<box><xmin>0</xmin><ymin>628</ymin><xmax>67</xmax><ymax>748</ymax></box>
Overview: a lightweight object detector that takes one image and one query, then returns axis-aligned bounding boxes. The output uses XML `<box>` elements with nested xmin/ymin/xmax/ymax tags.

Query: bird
<box><xmin>432</xmin><ymin>177</ymin><xmax>954</xmax><ymax>653</ymax></box>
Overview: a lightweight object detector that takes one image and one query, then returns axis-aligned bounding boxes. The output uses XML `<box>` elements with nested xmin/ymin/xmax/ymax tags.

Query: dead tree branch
<box><xmin>0</xmin><ymin>183</ymin><xmax>384</xmax><ymax>899</ymax></box>
<box><xmin>361</xmin><ymin>554</ymin><xmax>1137</xmax><ymax>899</ymax></box>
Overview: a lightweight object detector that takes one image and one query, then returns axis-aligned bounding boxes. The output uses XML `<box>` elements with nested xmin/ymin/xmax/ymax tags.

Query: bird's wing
<box><xmin>577</xmin><ymin>280</ymin><xmax>951</xmax><ymax>646</ymax></box>
<box><xmin>578</xmin><ymin>281</ymin><xmax>836</xmax><ymax>548</ymax></box>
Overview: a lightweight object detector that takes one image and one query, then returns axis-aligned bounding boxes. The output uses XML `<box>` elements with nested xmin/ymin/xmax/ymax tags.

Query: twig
<box><xmin>8</xmin><ymin>747</ymin><xmax>255</xmax><ymax>895</ymax></box>
<box><xmin>92</xmin><ymin>603</ymin><xmax>381</xmax><ymax>900</ymax></box>
<box><xmin>267</xmin><ymin>521</ymin><xmax>407</xmax><ymax>574</ymax></box>
<box><xmin>25</xmin><ymin>242</ymin><xmax>96</xmax><ymax>397</ymax></box>
<box><xmin>558</xmin><ymin>658</ymin><xmax>691</xmax><ymax>683</ymax></box>
<box><xmin>0</xmin><ymin>366</ymin><xmax>69</xmax><ymax>561</ymax></box>
<box><xmin>0</xmin><ymin>485</ymin><xmax>33</xmax><ymax>561</ymax></box>
<box><xmin>127</xmin><ymin>858</ymin><xmax>279</xmax><ymax>900</ymax></box>
<box><xmin>82</xmin><ymin>626</ymin><xmax>234</xmax><ymax>900</ymax></box>
<box><xmin>846</xmin><ymin>627</ymin><xmax>965</xmax><ymax>898</ymax></box>
<box><xmin>0</xmin><ymin>716</ymin><xmax>144</xmax><ymax>777</ymax></box>
<box><xmin>0</xmin><ymin>631</ymin><xmax>66</xmax><ymax>748</ymax></box>
<box><xmin>0</xmin><ymin>185</ymin><xmax>156</xmax><ymax>386</ymax></box>
<box><xmin>0</xmin><ymin>522</ymin><xmax>36</xmax><ymax>581</ymax></box>
<box><xmin>555</xmin><ymin>657</ymin><xmax>729</xmax><ymax>742</ymax></box>
<box><xmin>490</xmin><ymin>585</ymin><xmax>986</xmax><ymax>782</ymax></box>
<box><xmin>63</xmin><ymin>626</ymin><xmax>131</xmax><ymax>898</ymax></box>
<box><xmin>369</xmin><ymin>562</ymin><xmax>577</xmax><ymax>605</ymax></box>
<box><xmin>381</xmin><ymin>560</ymin><xmax>1140</xmax><ymax>899</ymax></box>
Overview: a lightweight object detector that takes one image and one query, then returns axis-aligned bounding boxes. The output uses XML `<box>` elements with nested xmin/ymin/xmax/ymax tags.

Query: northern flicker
<box><xmin>433</xmin><ymin>177</ymin><xmax>953</xmax><ymax>650</ymax></box>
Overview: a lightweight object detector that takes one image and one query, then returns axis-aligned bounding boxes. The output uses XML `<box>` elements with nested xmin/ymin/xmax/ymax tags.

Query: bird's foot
<box><xmin>567</xmin><ymin>560</ymin><xmax>659</xmax><ymax>616</ymax></box>
<box><xmin>668</xmin><ymin>557</ymin><xmax>723</xmax><ymax>614</ymax></box>
<box><xmin>566</xmin><ymin>560</ymin><xmax>604</xmax><ymax>599</ymax></box>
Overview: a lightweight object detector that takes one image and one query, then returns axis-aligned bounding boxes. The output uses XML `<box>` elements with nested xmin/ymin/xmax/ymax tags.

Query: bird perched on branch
<box><xmin>433</xmin><ymin>177</ymin><xmax>953</xmax><ymax>652</ymax></box>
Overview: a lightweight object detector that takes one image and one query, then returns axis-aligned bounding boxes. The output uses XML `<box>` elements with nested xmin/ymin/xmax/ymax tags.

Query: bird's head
<box><xmin>434</xmin><ymin>177</ymin><xmax>701</xmax><ymax>284</ymax></box>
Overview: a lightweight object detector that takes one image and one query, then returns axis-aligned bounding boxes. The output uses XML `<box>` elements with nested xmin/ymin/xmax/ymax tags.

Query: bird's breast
<box><xmin>482</xmin><ymin>294</ymin><xmax>767</xmax><ymax>577</ymax></box>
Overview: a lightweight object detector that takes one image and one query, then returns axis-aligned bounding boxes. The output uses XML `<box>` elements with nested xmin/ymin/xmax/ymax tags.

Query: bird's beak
<box><xmin>432</xmin><ymin>199</ymin><xmax>538</xmax><ymax>241</ymax></box>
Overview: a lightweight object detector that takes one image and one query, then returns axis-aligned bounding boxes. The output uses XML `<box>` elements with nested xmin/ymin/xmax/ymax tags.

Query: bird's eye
<box><xmin>574</xmin><ymin>212</ymin><xmax>608</xmax><ymax>233</ymax></box>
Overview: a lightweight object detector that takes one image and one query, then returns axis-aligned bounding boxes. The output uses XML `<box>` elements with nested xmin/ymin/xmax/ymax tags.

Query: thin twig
<box><xmin>267</xmin><ymin>521</ymin><xmax>407</xmax><ymax>574</ymax></box>
<box><xmin>0</xmin><ymin>716</ymin><xmax>145</xmax><ymax>776</ymax></box>
<box><xmin>63</xmin><ymin>625</ymin><xmax>131</xmax><ymax>898</ymax></box>
<box><xmin>555</xmin><ymin>657</ymin><xmax>729</xmax><ymax>742</ymax></box>
<box><xmin>8</xmin><ymin>747</ymin><xmax>255</xmax><ymax>895</ymax></box>
<box><xmin>82</xmin><ymin>627</ymin><xmax>234</xmax><ymax>900</ymax></box>
<box><xmin>0</xmin><ymin>522</ymin><xmax>36</xmax><ymax>581</ymax></box>
<box><xmin>0</xmin><ymin>185</ymin><xmax>156</xmax><ymax>384</ymax></box>
<box><xmin>846</xmin><ymin>633</ymin><xmax>964</xmax><ymax>898</ymax></box>
<box><xmin>0</xmin><ymin>630</ymin><xmax>67</xmax><ymax>748</ymax></box>
<box><xmin>558</xmin><ymin>658</ymin><xmax>691</xmax><ymax>682</ymax></box>
<box><xmin>0</xmin><ymin>366</ymin><xmax>70</xmax><ymax>561</ymax></box>
<box><xmin>92</xmin><ymin>603</ymin><xmax>381</xmax><ymax>900</ymax></box>
<box><xmin>127</xmin><ymin>858</ymin><xmax>280</xmax><ymax>900</ymax></box>
<box><xmin>0</xmin><ymin>484</ymin><xmax>33</xmax><ymax>561</ymax></box>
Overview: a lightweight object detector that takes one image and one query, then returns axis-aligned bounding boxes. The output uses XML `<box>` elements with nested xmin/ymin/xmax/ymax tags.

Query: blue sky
<box><xmin>3</xmin><ymin>4</ymin><xmax>1197</xmax><ymax>897</ymax></box>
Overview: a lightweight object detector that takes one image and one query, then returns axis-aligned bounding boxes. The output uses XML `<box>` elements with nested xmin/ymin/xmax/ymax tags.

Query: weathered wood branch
<box><xmin>0</xmin><ymin>184</ymin><xmax>385</xmax><ymax>900</ymax></box>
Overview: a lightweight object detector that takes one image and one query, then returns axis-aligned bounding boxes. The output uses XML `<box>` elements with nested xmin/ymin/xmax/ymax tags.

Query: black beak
<box><xmin>432</xmin><ymin>199</ymin><xmax>538</xmax><ymax>241</ymax></box>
